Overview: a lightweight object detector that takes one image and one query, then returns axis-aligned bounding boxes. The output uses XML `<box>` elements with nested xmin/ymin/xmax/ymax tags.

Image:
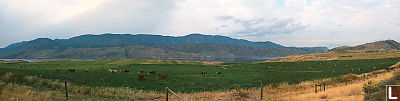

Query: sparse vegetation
<box><xmin>364</xmin><ymin>72</ymin><xmax>400</xmax><ymax>101</ymax></box>
<box><xmin>265</xmin><ymin>52</ymin><xmax>400</xmax><ymax>62</ymax></box>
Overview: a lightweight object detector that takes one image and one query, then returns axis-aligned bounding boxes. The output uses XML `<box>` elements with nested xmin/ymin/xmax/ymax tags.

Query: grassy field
<box><xmin>0</xmin><ymin>58</ymin><xmax>399</xmax><ymax>93</ymax></box>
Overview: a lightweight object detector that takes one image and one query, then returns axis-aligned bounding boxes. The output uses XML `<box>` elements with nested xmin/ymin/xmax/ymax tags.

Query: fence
<box><xmin>315</xmin><ymin>84</ymin><xmax>326</xmax><ymax>93</ymax></box>
<box><xmin>164</xmin><ymin>84</ymin><xmax>265</xmax><ymax>101</ymax></box>
<box><xmin>165</xmin><ymin>87</ymin><xmax>185</xmax><ymax>101</ymax></box>
<box><xmin>63</xmin><ymin>82</ymin><xmax>265</xmax><ymax>100</ymax></box>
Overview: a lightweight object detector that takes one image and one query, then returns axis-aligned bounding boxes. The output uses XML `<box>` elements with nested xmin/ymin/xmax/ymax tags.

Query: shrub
<box><xmin>346</xmin><ymin>73</ymin><xmax>359</xmax><ymax>81</ymax></box>
<box><xmin>24</xmin><ymin>76</ymin><xmax>40</xmax><ymax>85</ymax></box>
<box><xmin>233</xmin><ymin>90</ymin><xmax>249</xmax><ymax>98</ymax></box>
<box><xmin>2</xmin><ymin>72</ymin><xmax>27</xmax><ymax>84</ymax></box>
<box><xmin>363</xmin><ymin>81</ymin><xmax>378</xmax><ymax>94</ymax></box>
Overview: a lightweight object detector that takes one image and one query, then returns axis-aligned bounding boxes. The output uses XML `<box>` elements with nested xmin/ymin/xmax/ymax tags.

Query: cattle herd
<box><xmin>107</xmin><ymin>69</ymin><xmax>130</xmax><ymax>73</ymax></box>
<box><xmin>136</xmin><ymin>70</ymin><xmax>167</xmax><ymax>80</ymax></box>
<box><xmin>56</xmin><ymin>68</ymin><xmax>222</xmax><ymax>81</ymax></box>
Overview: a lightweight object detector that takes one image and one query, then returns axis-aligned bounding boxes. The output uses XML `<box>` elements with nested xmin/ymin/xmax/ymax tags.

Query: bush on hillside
<box><xmin>346</xmin><ymin>73</ymin><xmax>359</xmax><ymax>81</ymax></box>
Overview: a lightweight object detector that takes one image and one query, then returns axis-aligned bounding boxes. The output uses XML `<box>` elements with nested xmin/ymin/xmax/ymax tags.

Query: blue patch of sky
<box><xmin>306</xmin><ymin>0</ymin><xmax>316</xmax><ymax>6</ymax></box>
<box><xmin>362</xmin><ymin>0</ymin><xmax>384</xmax><ymax>10</ymax></box>
<box><xmin>275</xmin><ymin>0</ymin><xmax>285</xmax><ymax>7</ymax></box>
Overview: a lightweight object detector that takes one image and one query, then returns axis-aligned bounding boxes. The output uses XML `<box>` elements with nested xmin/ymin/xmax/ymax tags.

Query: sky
<box><xmin>1</xmin><ymin>0</ymin><xmax>400</xmax><ymax>48</ymax></box>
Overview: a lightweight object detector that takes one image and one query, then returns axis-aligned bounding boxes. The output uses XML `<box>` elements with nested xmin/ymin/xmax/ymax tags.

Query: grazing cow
<box><xmin>82</xmin><ymin>69</ymin><xmax>89</xmax><ymax>72</ymax></box>
<box><xmin>148</xmin><ymin>71</ymin><xmax>156</xmax><ymax>74</ymax></box>
<box><xmin>108</xmin><ymin>69</ymin><xmax>117</xmax><ymax>73</ymax></box>
<box><xmin>123</xmin><ymin>69</ymin><xmax>130</xmax><ymax>72</ymax></box>
<box><xmin>67</xmin><ymin>69</ymin><xmax>75</xmax><ymax>72</ymax></box>
<box><xmin>358</xmin><ymin>68</ymin><xmax>362</xmax><ymax>71</ymax></box>
<box><xmin>138</xmin><ymin>70</ymin><xmax>144</xmax><ymax>74</ymax></box>
<box><xmin>159</xmin><ymin>74</ymin><xmax>167</xmax><ymax>78</ymax></box>
<box><xmin>108</xmin><ymin>69</ymin><xmax>118</xmax><ymax>73</ymax></box>
<box><xmin>56</xmin><ymin>68</ymin><xmax>60</xmax><ymax>72</ymax></box>
<box><xmin>216</xmin><ymin>72</ymin><xmax>222</xmax><ymax>74</ymax></box>
<box><xmin>201</xmin><ymin>72</ymin><xmax>208</xmax><ymax>75</ymax></box>
<box><xmin>138</xmin><ymin>74</ymin><xmax>145</xmax><ymax>80</ymax></box>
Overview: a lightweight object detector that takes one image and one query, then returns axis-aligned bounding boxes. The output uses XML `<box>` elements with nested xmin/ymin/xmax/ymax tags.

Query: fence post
<box><xmin>165</xmin><ymin>87</ymin><xmax>169</xmax><ymax>101</ymax></box>
<box><xmin>260</xmin><ymin>83</ymin><xmax>263</xmax><ymax>99</ymax></box>
<box><xmin>315</xmin><ymin>85</ymin><xmax>317</xmax><ymax>93</ymax></box>
<box><xmin>320</xmin><ymin>85</ymin><xmax>322</xmax><ymax>91</ymax></box>
<box><xmin>65</xmin><ymin>80</ymin><xmax>68</xmax><ymax>100</ymax></box>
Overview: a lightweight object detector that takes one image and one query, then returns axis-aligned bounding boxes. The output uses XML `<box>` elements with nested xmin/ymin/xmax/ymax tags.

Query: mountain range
<box><xmin>0</xmin><ymin>33</ymin><xmax>328</xmax><ymax>59</ymax></box>
<box><xmin>328</xmin><ymin>40</ymin><xmax>400</xmax><ymax>53</ymax></box>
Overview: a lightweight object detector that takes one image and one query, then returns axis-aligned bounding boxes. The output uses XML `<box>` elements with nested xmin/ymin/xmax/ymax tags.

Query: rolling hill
<box><xmin>0</xmin><ymin>33</ymin><xmax>328</xmax><ymax>59</ymax></box>
<box><xmin>329</xmin><ymin>40</ymin><xmax>400</xmax><ymax>53</ymax></box>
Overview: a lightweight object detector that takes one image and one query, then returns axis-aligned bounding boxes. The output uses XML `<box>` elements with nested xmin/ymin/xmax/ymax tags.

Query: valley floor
<box><xmin>0</xmin><ymin>70</ymin><xmax>397</xmax><ymax>101</ymax></box>
<box><xmin>0</xmin><ymin>58</ymin><xmax>399</xmax><ymax>100</ymax></box>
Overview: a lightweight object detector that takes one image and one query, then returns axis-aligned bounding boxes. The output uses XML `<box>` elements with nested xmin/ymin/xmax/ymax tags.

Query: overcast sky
<box><xmin>1</xmin><ymin>0</ymin><xmax>400</xmax><ymax>48</ymax></box>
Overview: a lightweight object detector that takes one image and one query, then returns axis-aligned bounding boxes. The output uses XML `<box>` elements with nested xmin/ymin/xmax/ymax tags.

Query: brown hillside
<box><xmin>329</xmin><ymin>40</ymin><xmax>400</xmax><ymax>53</ymax></box>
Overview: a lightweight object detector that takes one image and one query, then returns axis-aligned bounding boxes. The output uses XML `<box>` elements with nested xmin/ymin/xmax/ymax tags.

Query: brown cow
<box><xmin>56</xmin><ymin>68</ymin><xmax>60</xmax><ymax>72</ymax></box>
<box><xmin>82</xmin><ymin>69</ymin><xmax>89</xmax><ymax>72</ymax></box>
<box><xmin>148</xmin><ymin>71</ymin><xmax>156</xmax><ymax>74</ymax></box>
<box><xmin>123</xmin><ymin>69</ymin><xmax>130</xmax><ymax>72</ymax></box>
<box><xmin>138</xmin><ymin>74</ymin><xmax>145</xmax><ymax>80</ymax></box>
<box><xmin>159</xmin><ymin>74</ymin><xmax>167</xmax><ymax>78</ymax></box>
<box><xmin>68</xmin><ymin>69</ymin><xmax>75</xmax><ymax>72</ymax></box>
<box><xmin>216</xmin><ymin>72</ymin><xmax>222</xmax><ymax>74</ymax></box>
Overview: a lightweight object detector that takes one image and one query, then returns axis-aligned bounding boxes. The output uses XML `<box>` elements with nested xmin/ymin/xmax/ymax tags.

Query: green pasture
<box><xmin>0</xmin><ymin>58</ymin><xmax>399</xmax><ymax>93</ymax></box>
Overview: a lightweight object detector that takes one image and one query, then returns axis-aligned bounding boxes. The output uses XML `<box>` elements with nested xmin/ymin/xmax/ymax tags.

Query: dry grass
<box><xmin>202</xmin><ymin>61</ymin><xmax>224</xmax><ymax>65</ymax></box>
<box><xmin>270</xmin><ymin>68</ymin><xmax>398</xmax><ymax>101</ymax></box>
<box><xmin>263</xmin><ymin>52</ymin><xmax>400</xmax><ymax>62</ymax></box>
<box><xmin>0</xmin><ymin>83</ymin><xmax>66</xmax><ymax>101</ymax></box>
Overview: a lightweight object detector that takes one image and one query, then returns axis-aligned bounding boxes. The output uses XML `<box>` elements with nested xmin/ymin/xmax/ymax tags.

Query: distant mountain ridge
<box><xmin>0</xmin><ymin>33</ymin><xmax>328</xmax><ymax>59</ymax></box>
<box><xmin>328</xmin><ymin>40</ymin><xmax>400</xmax><ymax>53</ymax></box>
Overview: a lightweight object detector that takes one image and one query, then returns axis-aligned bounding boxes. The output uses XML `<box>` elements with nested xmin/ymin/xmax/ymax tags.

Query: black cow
<box><xmin>148</xmin><ymin>71</ymin><xmax>156</xmax><ymax>74</ymax></box>
<box><xmin>67</xmin><ymin>69</ymin><xmax>76</xmax><ymax>72</ymax></box>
